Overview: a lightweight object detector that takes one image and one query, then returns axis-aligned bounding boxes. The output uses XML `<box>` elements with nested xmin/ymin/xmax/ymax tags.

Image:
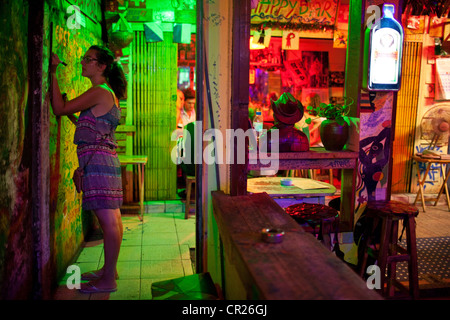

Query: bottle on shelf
<box><xmin>365</xmin><ymin>3</ymin><xmax>404</xmax><ymax>91</ymax></box>
<box><xmin>253</xmin><ymin>108</ymin><xmax>264</xmax><ymax>139</ymax></box>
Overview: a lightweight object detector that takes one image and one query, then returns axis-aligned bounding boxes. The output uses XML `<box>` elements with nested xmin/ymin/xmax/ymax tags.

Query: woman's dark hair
<box><xmin>89</xmin><ymin>45</ymin><xmax>127</xmax><ymax>100</ymax></box>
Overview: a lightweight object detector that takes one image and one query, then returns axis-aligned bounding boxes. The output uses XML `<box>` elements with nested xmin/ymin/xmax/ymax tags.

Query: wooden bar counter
<box><xmin>212</xmin><ymin>191</ymin><xmax>381</xmax><ymax>300</ymax></box>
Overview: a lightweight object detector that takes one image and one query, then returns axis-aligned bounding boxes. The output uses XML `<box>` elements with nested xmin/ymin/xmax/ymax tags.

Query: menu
<box><xmin>292</xmin><ymin>179</ymin><xmax>329</xmax><ymax>190</ymax></box>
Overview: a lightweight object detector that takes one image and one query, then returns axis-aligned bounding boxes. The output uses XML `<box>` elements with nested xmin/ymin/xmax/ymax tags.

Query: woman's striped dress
<box><xmin>74</xmin><ymin>103</ymin><xmax>123</xmax><ymax>211</ymax></box>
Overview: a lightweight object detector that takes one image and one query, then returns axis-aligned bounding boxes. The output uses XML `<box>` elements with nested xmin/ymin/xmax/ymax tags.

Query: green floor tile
<box><xmin>109</xmin><ymin>279</ymin><xmax>141</xmax><ymax>300</ymax></box>
<box><xmin>139</xmin><ymin>279</ymin><xmax>154</xmax><ymax>300</ymax></box>
<box><xmin>142</xmin><ymin>232</ymin><xmax>179</xmax><ymax>245</ymax></box>
<box><xmin>76</xmin><ymin>246</ymin><xmax>103</xmax><ymax>263</ymax></box>
<box><xmin>116</xmin><ymin>261</ymin><xmax>141</xmax><ymax>280</ymax></box>
<box><xmin>141</xmin><ymin>260</ymin><xmax>185</xmax><ymax>279</ymax></box>
<box><xmin>121</xmin><ymin>231</ymin><xmax>142</xmax><ymax>246</ymax></box>
<box><xmin>175</xmin><ymin>221</ymin><xmax>196</xmax><ymax>233</ymax></box>
<box><xmin>118</xmin><ymin>246</ymin><xmax>142</xmax><ymax>261</ymax></box>
<box><xmin>182</xmin><ymin>259</ymin><xmax>195</xmax><ymax>276</ymax></box>
<box><xmin>177</xmin><ymin>232</ymin><xmax>196</xmax><ymax>247</ymax></box>
<box><xmin>179</xmin><ymin>244</ymin><xmax>191</xmax><ymax>260</ymax></box>
<box><xmin>142</xmin><ymin>245</ymin><xmax>182</xmax><ymax>260</ymax></box>
<box><xmin>144</xmin><ymin>220</ymin><xmax>177</xmax><ymax>233</ymax></box>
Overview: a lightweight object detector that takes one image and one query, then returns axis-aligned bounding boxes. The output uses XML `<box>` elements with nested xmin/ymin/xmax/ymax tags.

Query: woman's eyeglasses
<box><xmin>81</xmin><ymin>56</ymin><xmax>98</xmax><ymax>63</ymax></box>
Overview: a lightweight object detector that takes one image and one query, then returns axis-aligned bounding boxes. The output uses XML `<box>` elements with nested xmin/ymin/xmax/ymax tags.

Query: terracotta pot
<box><xmin>319</xmin><ymin>120</ymin><xmax>349</xmax><ymax>151</ymax></box>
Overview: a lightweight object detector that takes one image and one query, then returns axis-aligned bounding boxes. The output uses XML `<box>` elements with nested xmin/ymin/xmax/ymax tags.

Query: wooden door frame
<box><xmin>230</xmin><ymin>0</ymin><xmax>250</xmax><ymax>196</ymax></box>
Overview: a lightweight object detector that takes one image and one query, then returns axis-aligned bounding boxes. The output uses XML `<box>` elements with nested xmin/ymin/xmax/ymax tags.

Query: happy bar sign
<box><xmin>251</xmin><ymin>0</ymin><xmax>339</xmax><ymax>25</ymax></box>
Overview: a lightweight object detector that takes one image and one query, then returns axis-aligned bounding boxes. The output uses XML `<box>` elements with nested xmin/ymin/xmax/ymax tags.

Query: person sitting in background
<box><xmin>176</xmin><ymin>88</ymin><xmax>196</xmax><ymax>131</ymax></box>
<box><xmin>176</xmin><ymin>89</ymin><xmax>196</xmax><ymax>198</ymax></box>
<box><xmin>177</xmin><ymin>120</ymin><xmax>196</xmax><ymax>199</ymax></box>
<box><xmin>174</xmin><ymin>89</ymin><xmax>185</xmax><ymax>139</ymax></box>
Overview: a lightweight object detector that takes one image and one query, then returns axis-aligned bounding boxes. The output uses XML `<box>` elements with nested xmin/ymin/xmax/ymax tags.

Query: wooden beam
<box><xmin>341</xmin><ymin>0</ymin><xmax>364</xmax><ymax>230</ymax></box>
<box><xmin>29</xmin><ymin>0</ymin><xmax>52</xmax><ymax>299</ymax></box>
<box><xmin>230</xmin><ymin>0</ymin><xmax>250</xmax><ymax>196</ymax></box>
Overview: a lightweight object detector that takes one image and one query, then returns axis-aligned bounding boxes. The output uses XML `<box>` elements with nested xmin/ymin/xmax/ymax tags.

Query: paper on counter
<box><xmin>292</xmin><ymin>179</ymin><xmax>329</xmax><ymax>190</ymax></box>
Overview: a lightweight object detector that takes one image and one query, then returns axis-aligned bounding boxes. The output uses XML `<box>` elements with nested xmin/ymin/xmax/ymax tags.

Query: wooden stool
<box><xmin>286</xmin><ymin>203</ymin><xmax>340</xmax><ymax>252</ymax></box>
<box><xmin>359</xmin><ymin>200</ymin><xmax>419</xmax><ymax>299</ymax></box>
<box><xmin>185</xmin><ymin>176</ymin><xmax>195</xmax><ymax>219</ymax></box>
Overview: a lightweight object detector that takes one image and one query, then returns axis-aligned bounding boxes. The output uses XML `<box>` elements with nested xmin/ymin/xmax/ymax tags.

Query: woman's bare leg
<box><xmin>88</xmin><ymin>208</ymin><xmax>122</xmax><ymax>289</ymax></box>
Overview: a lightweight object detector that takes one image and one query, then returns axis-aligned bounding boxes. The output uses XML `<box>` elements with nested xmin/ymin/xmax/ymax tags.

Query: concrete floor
<box><xmin>53</xmin><ymin>200</ymin><xmax>195</xmax><ymax>300</ymax></box>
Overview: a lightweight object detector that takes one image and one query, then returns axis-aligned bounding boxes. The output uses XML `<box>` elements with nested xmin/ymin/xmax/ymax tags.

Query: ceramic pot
<box><xmin>319</xmin><ymin>120</ymin><xmax>349</xmax><ymax>151</ymax></box>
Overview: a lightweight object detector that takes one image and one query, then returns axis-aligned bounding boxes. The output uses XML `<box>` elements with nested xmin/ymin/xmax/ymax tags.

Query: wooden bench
<box><xmin>115</xmin><ymin>125</ymin><xmax>135</xmax><ymax>156</ymax></box>
<box><xmin>211</xmin><ymin>191</ymin><xmax>382</xmax><ymax>300</ymax></box>
<box><xmin>116</xmin><ymin>125</ymin><xmax>136</xmax><ymax>203</ymax></box>
<box><xmin>119</xmin><ymin>155</ymin><xmax>148</xmax><ymax>221</ymax></box>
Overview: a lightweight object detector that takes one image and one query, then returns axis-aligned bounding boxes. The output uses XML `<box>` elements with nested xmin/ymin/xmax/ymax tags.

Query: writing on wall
<box><xmin>46</xmin><ymin>3</ymin><xmax>101</xmax><ymax>277</ymax></box>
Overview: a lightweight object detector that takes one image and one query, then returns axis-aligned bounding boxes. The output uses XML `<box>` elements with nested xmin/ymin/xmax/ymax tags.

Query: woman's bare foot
<box><xmin>79</xmin><ymin>278</ymin><xmax>117</xmax><ymax>293</ymax></box>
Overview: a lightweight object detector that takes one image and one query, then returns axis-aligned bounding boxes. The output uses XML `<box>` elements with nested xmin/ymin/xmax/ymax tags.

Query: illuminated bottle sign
<box><xmin>367</xmin><ymin>4</ymin><xmax>404</xmax><ymax>91</ymax></box>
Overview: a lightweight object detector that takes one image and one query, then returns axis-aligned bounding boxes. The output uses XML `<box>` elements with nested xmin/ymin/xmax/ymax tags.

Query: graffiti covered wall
<box><xmin>44</xmin><ymin>0</ymin><xmax>102</xmax><ymax>281</ymax></box>
<box><xmin>357</xmin><ymin>92</ymin><xmax>393</xmax><ymax>207</ymax></box>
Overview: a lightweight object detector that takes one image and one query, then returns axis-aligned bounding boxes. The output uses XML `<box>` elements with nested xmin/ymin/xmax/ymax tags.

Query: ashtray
<box><xmin>261</xmin><ymin>228</ymin><xmax>285</xmax><ymax>243</ymax></box>
<box><xmin>280</xmin><ymin>178</ymin><xmax>293</xmax><ymax>186</ymax></box>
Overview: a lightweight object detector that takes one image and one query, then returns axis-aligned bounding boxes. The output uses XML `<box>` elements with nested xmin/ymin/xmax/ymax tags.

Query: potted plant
<box><xmin>305</xmin><ymin>98</ymin><xmax>352</xmax><ymax>151</ymax></box>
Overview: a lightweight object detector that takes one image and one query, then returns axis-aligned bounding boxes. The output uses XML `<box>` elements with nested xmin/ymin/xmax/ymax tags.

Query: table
<box><xmin>247</xmin><ymin>148</ymin><xmax>358</xmax><ymax>230</ymax></box>
<box><xmin>412</xmin><ymin>154</ymin><xmax>450</xmax><ymax>212</ymax></box>
<box><xmin>119</xmin><ymin>155</ymin><xmax>148</xmax><ymax>221</ymax></box>
<box><xmin>247</xmin><ymin>177</ymin><xmax>336</xmax><ymax>206</ymax></box>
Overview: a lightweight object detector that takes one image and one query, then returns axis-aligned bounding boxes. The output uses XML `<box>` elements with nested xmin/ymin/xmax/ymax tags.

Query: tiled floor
<box><xmin>53</xmin><ymin>202</ymin><xmax>195</xmax><ymax>300</ymax></box>
<box><xmin>53</xmin><ymin>193</ymin><xmax>450</xmax><ymax>300</ymax></box>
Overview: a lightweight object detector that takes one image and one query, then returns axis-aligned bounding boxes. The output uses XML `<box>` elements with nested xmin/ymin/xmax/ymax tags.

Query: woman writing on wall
<box><xmin>50</xmin><ymin>45</ymin><xmax>126</xmax><ymax>293</ymax></box>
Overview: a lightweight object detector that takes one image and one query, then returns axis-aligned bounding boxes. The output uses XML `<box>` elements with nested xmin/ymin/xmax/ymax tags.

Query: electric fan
<box><xmin>419</xmin><ymin>103</ymin><xmax>450</xmax><ymax>151</ymax></box>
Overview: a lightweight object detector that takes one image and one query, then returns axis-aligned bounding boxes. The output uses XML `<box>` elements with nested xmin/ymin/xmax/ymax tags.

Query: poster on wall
<box><xmin>334</xmin><ymin>3</ymin><xmax>348</xmax><ymax>48</ymax></box>
<box><xmin>302</xmin><ymin>51</ymin><xmax>329</xmax><ymax>88</ymax></box>
<box><xmin>329</xmin><ymin>71</ymin><xmax>345</xmax><ymax>87</ymax></box>
<box><xmin>429</xmin><ymin>15</ymin><xmax>446</xmax><ymax>38</ymax></box>
<box><xmin>302</xmin><ymin>88</ymin><xmax>329</xmax><ymax>106</ymax></box>
<box><xmin>405</xmin><ymin>15</ymin><xmax>426</xmax><ymax>34</ymax></box>
<box><xmin>282</xmin><ymin>30</ymin><xmax>299</xmax><ymax>50</ymax></box>
<box><xmin>284</xmin><ymin>59</ymin><xmax>308</xmax><ymax>86</ymax></box>
<box><xmin>435</xmin><ymin>57</ymin><xmax>450</xmax><ymax>100</ymax></box>
<box><xmin>333</xmin><ymin>30</ymin><xmax>347</xmax><ymax>48</ymax></box>
<box><xmin>253</xmin><ymin>28</ymin><xmax>272</xmax><ymax>47</ymax></box>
